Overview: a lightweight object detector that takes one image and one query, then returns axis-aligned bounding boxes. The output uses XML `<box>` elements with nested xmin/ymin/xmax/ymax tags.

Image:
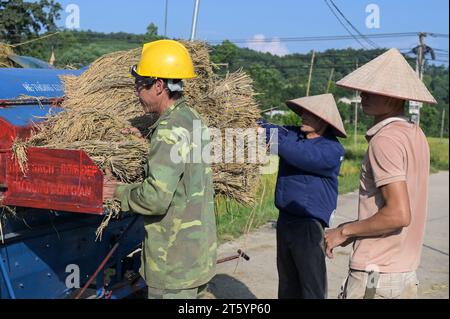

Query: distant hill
<box><xmin>210</xmin><ymin>40</ymin><xmax>449</xmax><ymax>136</ymax></box>
<box><xmin>17</xmin><ymin>30</ymin><xmax>449</xmax><ymax>137</ymax></box>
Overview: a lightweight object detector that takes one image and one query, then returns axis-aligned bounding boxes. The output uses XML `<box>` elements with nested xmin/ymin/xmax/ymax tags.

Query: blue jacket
<box><xmin>261</xmin><ymin>123</ymin><xmax>345</xmax><ymax>227</ymax></box>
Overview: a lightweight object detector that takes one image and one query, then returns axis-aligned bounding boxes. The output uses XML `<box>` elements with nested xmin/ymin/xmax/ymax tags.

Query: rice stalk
<box><xmin>11</xmin><ymin>139</ymin><xmax>29</xmax><ymax>176</ymax></box>
<box><xmin>0</xmin><ymin>43</ymin><xmax>14</xmax><ymax>68</ymax></box>
<box><xmin>96</xmin><ymin>200</ymin><xmax>121</xmax><ymax>241</ymax></box>
<box><xmin>0</xmin><ymin>206</ymin><xmax>17</xmax><ymax>244</ymax></box>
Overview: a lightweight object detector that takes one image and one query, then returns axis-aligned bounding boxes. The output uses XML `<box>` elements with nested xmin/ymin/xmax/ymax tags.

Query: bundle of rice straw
<box><xmin>26</xmin><ymin>110</ymin><xmax>149</xmax><ymax>183</ymax></box>
<box><xmin>15</xmin><ymin>41</ymin><xmax>262</xmax><ymax>208</ymax></box>
<box><xmin>0</xmin><ymin>43</ymin><xmax>15</xmax><ymax>68</ymax></box>
<box><xmin>196</xmin><ymin>71</ymin><xmax>262</xmax><ymax>203</ymax></box>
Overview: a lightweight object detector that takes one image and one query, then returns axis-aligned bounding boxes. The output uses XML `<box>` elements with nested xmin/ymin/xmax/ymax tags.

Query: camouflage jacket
<box><xmin>114</xmin><ymin>98</ymin><xmax>217</xmax><ymax>290</ymax></box>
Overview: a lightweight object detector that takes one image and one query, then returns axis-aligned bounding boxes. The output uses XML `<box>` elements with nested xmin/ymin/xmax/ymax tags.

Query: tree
<box><xmin>0</xmin><ymin>0</ymin><xmax>62</xmax><ymax>44</ymax></box>
<box><xmin>420</xmin><ymin>105</ymin><xmax>441</xmax><ymax>137</ymax></box>
<box><xmin>247</xmin><ymin>64</ymin><xmax>285</xmax><ymax>109</ymax></box>
<box><xmin>146</xmin><ymin>23</ymin><xmax>158</xmax><ymax>37</ymax></box>
<box><xmin>211</xmin><ymin>40</ymin><xmax>238</xmax><ymax>68</ymax></box>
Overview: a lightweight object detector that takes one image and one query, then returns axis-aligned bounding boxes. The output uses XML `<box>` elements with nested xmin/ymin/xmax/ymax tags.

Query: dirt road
<box><xmin>208</xmin><ymin>171</ymin><xmax>449</xmax><ymax>299</ymax></box>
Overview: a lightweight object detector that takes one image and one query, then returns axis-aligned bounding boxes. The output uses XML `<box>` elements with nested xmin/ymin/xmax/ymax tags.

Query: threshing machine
<box><xmin>0</xmin><ymin>67</ymin><xmax>146</xmax><ymax>299</ymax></box>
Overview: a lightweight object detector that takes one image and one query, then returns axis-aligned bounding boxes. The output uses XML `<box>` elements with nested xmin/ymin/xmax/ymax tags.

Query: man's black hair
<box><xmin>162</xmin><ymin>79</ymin><xmax>183</xmax><ymax>100</ymax></box>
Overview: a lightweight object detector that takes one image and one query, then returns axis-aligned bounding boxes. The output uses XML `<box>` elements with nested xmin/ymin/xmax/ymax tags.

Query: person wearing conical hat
<box><xmin>259</xmin><ymin>93</ymin><xmax>347</xmax><ymax>299</ymax></box>
<box><xmin>325</xmin><ymin>48</ymin><xmax>437</xmax><ymax>299</ymax></box>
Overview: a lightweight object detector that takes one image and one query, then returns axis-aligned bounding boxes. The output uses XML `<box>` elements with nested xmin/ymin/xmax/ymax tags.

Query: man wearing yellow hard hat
<box><xmin>104</xmin><ymin>40</ymin><xmax>217</xmax><ymax>299</ymax></box>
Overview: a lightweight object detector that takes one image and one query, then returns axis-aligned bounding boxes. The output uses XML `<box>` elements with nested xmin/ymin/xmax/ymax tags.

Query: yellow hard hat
<box><xmin>134</xmin><ymin>40</ymin><xmax>196</xmax><ymax>79</ymax></box>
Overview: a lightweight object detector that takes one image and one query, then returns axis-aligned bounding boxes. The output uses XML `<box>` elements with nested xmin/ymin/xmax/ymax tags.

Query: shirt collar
<box><xmin>365</xmin><ymin>116</ymin><xmax>409</xmax><ymax>141</ymax></box>
<box><xmin>149</xmin><ymin>98</ymin><xmax>186</xmax><ymax>130</ymax></box>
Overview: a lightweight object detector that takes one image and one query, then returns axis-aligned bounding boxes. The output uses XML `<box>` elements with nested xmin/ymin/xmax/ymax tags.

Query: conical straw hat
<box><xmin>286</xmin><ymin>93</ymin><xmax>347</xmax><ymax>138</ymax></box>
<box><xmin>336</xmin><ymin>48</ymin><xmax>437</xmax><ymax>104</ymax></box>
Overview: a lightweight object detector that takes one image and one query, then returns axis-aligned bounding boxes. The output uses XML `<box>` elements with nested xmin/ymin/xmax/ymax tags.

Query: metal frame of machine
<box><xmin>0</xmin><ymin>67</ymin><xmax>146</xmax><ymax>299</ymax></box>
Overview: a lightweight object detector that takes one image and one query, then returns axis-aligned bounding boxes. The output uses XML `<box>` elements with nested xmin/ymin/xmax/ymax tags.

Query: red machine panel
<box><xmin>0</xmin><ymin>68</ymin><xmax>106</xmax><ymax>215</ymax></box>
<box><xmin>0</xmin><ymin>117</ymin><xmax>33</xmax><ymax>147</ymax></box>
<box><xmin>1</xmin><ymin>147</ymin><xmax>104</xmax><ymax>214</ymax></box>
<box><xmin>0</xmin><ymin>117</ymin><xmax>33</xmax><ymax>187</ymax></box>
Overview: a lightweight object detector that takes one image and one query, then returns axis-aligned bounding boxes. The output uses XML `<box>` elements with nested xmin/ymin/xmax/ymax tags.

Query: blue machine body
<box><xmin>0</xmin><ymin>67</ymin><xmax>81</xmax><ymax>127</ymax></box>
<box><xmin>0</xmin><ymin>67</ymin><xmax>146</xmax><ymax>299</ymax></box>
<box><xmin>0</xmin><ymin>105</ymin><xmax>63</xmax><ymax>126</ymax></box>
<box><xmin>0</xmin><ymin>67</ymin><xmax>83</xmax><ymax>99</ymax></box>
<box><xmin>0</xmin><ymin>211</ymin><xmax>145</xmax><ymax>299</ymax></box>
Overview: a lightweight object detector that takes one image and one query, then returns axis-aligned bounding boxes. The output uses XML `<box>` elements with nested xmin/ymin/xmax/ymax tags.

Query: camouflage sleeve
<box><xmin>114</xmin><ymin>125</ymin><xmax>187</xmax><ymax>215</ymax></box>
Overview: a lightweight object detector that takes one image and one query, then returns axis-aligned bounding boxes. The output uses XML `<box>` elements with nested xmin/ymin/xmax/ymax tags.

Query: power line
<box><xmin>428</xmin><ymin>33</ymin><xmax>449</xmax><ymax>38</ymax></box>
<box><xmin>328</xmin><ymin>0</ymin><xmax>379</xmax><ymax>48</ymax></box>
<box><xmin>4</xmin><ymin>29</ymin><xmax>447</xmax><ymax>44</ymax></box>
<box><xmin>241</xmin><ymin>62</ymin><xmax>447</xmax><ymax>74</ymax></box>
<box><xmin>323</xmin><ymin>0</ymin><xmax>368</xmax><ymax>49</ymax></box>
<box><xmin>238</xmin><ymin>49</ymin><xmax>416</xmax><ymax>61</ymax></box>
<box><xmin>208</xmin><ymin>32</ymin><xmax>443</xmax><ymax>44</ymax></box>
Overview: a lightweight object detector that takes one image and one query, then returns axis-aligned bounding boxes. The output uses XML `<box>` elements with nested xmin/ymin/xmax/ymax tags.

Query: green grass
<box><xmin>428</xmin><ymin>137</ymin><xmax>449</xmax><ymax>172</ymax></box>
<box><xmin>337</xmin><ymin>136</ymin><xmax>369</xmax><ymax>194</ymax></box>
<box><xmin>216</xmin><ymin>136</ymin><xmax>449</xmax><ymax>242</ymax></box>
<box><xmin>338</xmin><ymin>160</ymin><xmax>362</xmax><ymax>194</ymax></box>
<box><xmin>215</xmin><ymin>174</ymin><xmax>278</xmax><ymax>243</ymax></box>
<box><xmin>337</xmin><ymin>136</ymin><xmax>449</xmax><ymax>192</ymax></box>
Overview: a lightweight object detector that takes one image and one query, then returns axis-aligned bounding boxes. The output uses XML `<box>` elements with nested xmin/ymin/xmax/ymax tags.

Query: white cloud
<box><xmin>246</xmin><ymin>34</ymin><xmax>289</xmax><ymax>56</ymax></box>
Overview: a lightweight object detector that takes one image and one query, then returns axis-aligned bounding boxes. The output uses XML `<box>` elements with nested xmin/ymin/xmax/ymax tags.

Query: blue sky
<box><xmin>55</xmin><ymin>0</ymin><xmax>449</xmax><ymax>61</ymax></box>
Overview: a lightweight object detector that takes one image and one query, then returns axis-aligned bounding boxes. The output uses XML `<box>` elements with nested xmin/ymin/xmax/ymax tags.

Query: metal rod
<box><xmin>74</xmin><ymin>216</ymin><xmax>139</xmax><ymax>299</ymax></box>
<box><xmin>0</xmin><ymin>252</ymin><xmax>16</xmax><ymax>299</ymax></box>
<box><xmin>217</xmin><ymin>255</ymin><xmax>239</xmax><ymax>264</ymax></box>
<box><xmin>217</xmin><ymin>249</ymin><xmax>250</xmax><ymax>264</ymax></box>
<box><xmin>190</xmin><ymin>0</ymin><xmax>200</xmax><ymax>41</ymax></box>
<box><xmin>0</xmin><ymin>98</ymin><xmax>63</xmax><ymax>106</ymax></box>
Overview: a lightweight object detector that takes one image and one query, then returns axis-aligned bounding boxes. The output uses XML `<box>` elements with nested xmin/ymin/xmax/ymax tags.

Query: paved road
<box><xmin>208</xmin><ymin>171</ymin><xmax>449</xmax><ymax>299</ymax></box>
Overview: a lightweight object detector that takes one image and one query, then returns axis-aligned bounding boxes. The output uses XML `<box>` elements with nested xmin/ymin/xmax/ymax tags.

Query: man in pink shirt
<box><xmin>325</xmin><ymin>49</ymin><xmax>437</xmax><ymax>299</ymax></box>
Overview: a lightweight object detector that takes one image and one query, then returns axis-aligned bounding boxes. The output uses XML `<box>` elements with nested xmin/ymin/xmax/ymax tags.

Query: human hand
<box><xmin>324</xmin><ymin>225</ymin><xmax>352</xmax><ymax>258</ymax></box>
<box><xmin>121</xmin><ymin>127</ymin><xmax>144</xmax><ymax>139</ymax></box>
<box><xmin>256</xmin><ymin>118</ymin><xmax>267</xmax><ymax>126</ymax></box>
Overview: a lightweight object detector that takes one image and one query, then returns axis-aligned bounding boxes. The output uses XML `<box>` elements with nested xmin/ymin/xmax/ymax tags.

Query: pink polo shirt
<box><xmin>350</xmin><ymin>117</ymin><xmax>430</xmax><ymax>273</ymax></box>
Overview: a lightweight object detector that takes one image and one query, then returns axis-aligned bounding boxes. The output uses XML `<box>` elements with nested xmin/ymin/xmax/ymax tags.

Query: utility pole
<box><xmin>306</xmin><ymin>50</ymin><xmax>315</xmax><ymax>96</ymax></box>
<box><xmin>164</xmin><ymin>0</ymin><xmax>169</xmax><ymax>37</ymax></box>
<box><xmin>190</xmin><ymin>0</ymin><xmax>200</xmax><ymax>41</ymax></box>
<box><xmin>440</xmin><ymin>109</ymin><xmax>446</xmax><ymax>142</ymax></box>
<box><xmin>409</xmin><ymin>32</ymin><xmax>427</xmax><ymax>124</ymax></box>
<box><xmin>417</xmin><ymin>32</ymin><xmax>426</xmax><ymax>81</ymax></box>
<box><xmin>354</xmin><ymin>93</ymin><xmax>358</xmax><ymax>148</ymax></box>
<box><xmin>326</xmin><ymin>67</ymin><xmax>334</xmax><ymax>93</ymax></box>
<box><xmin>354</xmin><ymin>61</ymin><xmax>359</xmax><ymax>148</ymax></box>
